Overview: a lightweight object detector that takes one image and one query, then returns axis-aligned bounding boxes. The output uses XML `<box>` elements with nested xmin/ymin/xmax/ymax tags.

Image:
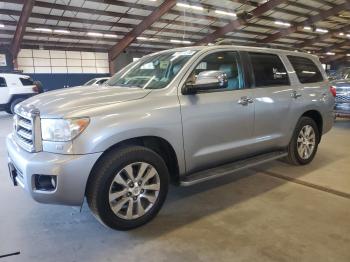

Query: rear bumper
<box><xmin>6</xmin><ymin>133</ymin><xmax>102</xmax><ymax>206</ymax></box>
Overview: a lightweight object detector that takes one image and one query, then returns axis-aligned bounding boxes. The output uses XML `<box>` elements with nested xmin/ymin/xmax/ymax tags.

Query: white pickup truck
<box><xmin>0</xmin><ymin>73</ymin><xmax>39</xmax><ymax>114</ymax></box>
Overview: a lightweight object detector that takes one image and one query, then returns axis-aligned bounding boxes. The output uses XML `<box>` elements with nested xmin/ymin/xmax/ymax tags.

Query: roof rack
<box><xmin>213</xmin><ymin>39</ymin><xmax>307</xmax><ymax>53</ymax></box>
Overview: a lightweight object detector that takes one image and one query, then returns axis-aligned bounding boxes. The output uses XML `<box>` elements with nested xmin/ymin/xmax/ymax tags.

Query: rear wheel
<box><xmin>285</xmin><ymin>117</ymin><xmax>320</xmax><ymax>165</ymax></box>
<box><xmin>86</xmin><ymin>146</ymin><xmax>169</xmax><ymax>230</ymax></box>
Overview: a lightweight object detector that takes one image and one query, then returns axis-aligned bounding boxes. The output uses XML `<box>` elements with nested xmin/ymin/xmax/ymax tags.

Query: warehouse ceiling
<box><xmin>0</xmin><ymin>0</ymin><xmax>349</xmax><ymax>63</ymax></box>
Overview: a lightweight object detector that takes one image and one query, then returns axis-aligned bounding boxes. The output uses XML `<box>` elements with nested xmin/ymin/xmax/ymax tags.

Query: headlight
<box><xmin>41</xmin><ymin>118</ymin><xmax>90</xmax><ymax>142</ymax></box>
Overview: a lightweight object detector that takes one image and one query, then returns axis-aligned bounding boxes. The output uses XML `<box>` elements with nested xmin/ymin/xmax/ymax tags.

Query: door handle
<box><xmin>238</xmin><ymin>96</ymin><xmax>254</xmax><ymax>106</ymax></box>
<box><xmin>291</xmin><ymin>91</ymin><xmax>302</xmax><ymax>99</ymax></box>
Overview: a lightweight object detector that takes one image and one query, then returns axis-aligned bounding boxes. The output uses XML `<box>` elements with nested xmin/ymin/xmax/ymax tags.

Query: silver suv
<box><xmin>6</xmin><ymin>45</ymin><xmax>334</xmax><ymax>230</ymax></box>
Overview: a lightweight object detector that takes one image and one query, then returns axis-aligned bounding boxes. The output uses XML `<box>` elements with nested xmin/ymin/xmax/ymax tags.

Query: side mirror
<box><xmin>182</xmin><ymin>70</ymin><xmax>228</xmax><ymax>95</ymax></box>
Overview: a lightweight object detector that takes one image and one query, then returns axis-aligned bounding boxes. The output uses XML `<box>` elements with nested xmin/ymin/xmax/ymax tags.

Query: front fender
<box><xmin>72</xmin><ymin>95</ymin><xmax>186</xmax><ymax>174</ymax></box>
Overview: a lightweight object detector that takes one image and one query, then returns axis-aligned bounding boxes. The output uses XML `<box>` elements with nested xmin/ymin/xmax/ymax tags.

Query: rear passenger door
<box><xmin>246</xmin><ymin>52</ymin><xmax>295</xmax><ymax>150</ymax></box>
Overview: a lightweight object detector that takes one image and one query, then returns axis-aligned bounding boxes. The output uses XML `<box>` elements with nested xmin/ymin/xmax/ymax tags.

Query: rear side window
<box><xmin>20</xmin><ymin>77</ymin><xmax>34</xmax><ymax>86</ymax></box>
<box><xmin>249</xmin><ymin>52</ymin><xmax>290</xmax><ymax>87</ymax></box>
<box><xmin>287</xmin><ymin>56</ymin><xmax>324</xmax><ymax>84</ymax></box>
<box><xmin>0</xmin><ymin>77</ymin><xmax>7</xmax><ymax>87</ymax></box>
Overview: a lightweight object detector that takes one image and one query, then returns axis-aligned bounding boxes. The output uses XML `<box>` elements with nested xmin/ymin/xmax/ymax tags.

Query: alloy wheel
<box><xmin>297</xmin><ymin>125</ymin><xmax>316</xmax><ymax>160</ymax></box>
<box><xmin>108</xmin><ymin>162</ymin><xmax>160</xmax><ymax>220</ymax></box>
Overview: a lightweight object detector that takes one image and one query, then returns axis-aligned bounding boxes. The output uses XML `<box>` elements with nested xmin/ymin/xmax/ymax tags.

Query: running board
<box><xmin>180</xmin><ymin>151</ymin><xmax>288</xmax><ymax>186</ymax></box>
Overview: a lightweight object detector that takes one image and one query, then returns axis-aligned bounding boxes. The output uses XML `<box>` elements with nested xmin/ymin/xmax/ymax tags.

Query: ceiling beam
<box><xmin>109</xmin><ymin>0</ymin><xmax>176</xmax><ymax>61</ymax></box>
<box><xmin>0</xmin><ymin>8</ymin><xmax>328</xmax><ymax>45</ymax></box>
<box><xmin>10</xmin><ymin>0</ymin><xmax>35</xmax><ymax>58</ymax></box>
<box><xmin>323</xmin><ymin>40</ymin><xmax>350</xmax><ymax>53</ymax></box>
<box><xmin>197</xmin><ymin>0</ymin><xmax>287</xmax><ymax>45</ymax></box>
<box><xmin>2</xmin><ymin>40</ymin><xmax>161</xmax><ymax>54</ymax></box>
<box><xmin>297</xmin><ymin>24</ymin><xmax>350</xmax><ymax>49</ymax></box>
<box><xmin>262</xmin><ymin>2</ymin><xmax>350</xmax><ymax>43</ymax></box>
<box><xmin>321</xmin><ymin>53</ymin><xmax>348</xmax><ymax>64</ymax></box>
<box><xmin>33</xmin><ymin>1</ymin><xmax>219</xmax><ymax>32</ymax></box>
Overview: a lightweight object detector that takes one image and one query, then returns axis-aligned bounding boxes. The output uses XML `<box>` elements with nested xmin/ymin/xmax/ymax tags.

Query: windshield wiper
<box><xmin>108</xmin><ymin>83</ymin><xmax>143</xmax><ymax>88</ymax></box>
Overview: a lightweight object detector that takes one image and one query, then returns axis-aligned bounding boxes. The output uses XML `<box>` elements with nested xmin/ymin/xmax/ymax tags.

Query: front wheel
<box><xmin>285</xmin><ymin>117</ymin><xmax>320</xmax><ymax>165</ymax></box>
<box><xmin>10</xmin><ymin>98</ymin><xmax>25</xmax><ymax>114</ymax></box>
<box><xmin>86</xmin><ymin>146</ymin><xmax>169</xmax><ymax>230</ymax></box>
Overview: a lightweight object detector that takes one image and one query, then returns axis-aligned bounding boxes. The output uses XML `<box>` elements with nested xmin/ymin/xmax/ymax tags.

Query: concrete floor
<box><xmin>0</xmin><ymin>112</ymin><xmax>349</xmax><ymax>262</ymax></box>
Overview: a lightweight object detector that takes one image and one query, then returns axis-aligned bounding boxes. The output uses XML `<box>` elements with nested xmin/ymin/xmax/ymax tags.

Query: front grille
<box><xmin>14</xmin><ymin>105</ymin><xmax>42</xmax><ymax>153</ymax></box>
<box><xmin>336</xmin><ymin>94</ymin><xmax>350</xmax><ymax>103</ymax></box>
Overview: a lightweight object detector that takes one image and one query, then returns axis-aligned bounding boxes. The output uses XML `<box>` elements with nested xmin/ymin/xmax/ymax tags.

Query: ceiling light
<box><xmin>275</xmin><ymin>21</ymin><xmax>291</xmax><ymax>27</ymax></box>
<box><xmin>307</xmin><ymin>51</ymin><xmax>311</xmax><ymax>54</ymax></box>
<box><xmin>339</xmin><ymin>32</ymin><xmax>344</xmax><ymax>36</ymax></box>
<box><xmin>34</xmin><ymin>28</ymin><xmax>52</xmax><ymax>32</ymax></box>
<box><xmin>104</xmin><ymin>34</ymin><xmax>118</xmax><ymax>38</ymax></box>
<box><xmin>53</xmin><ymin>29</ymin><xmax>70</xmax><ymax>34</ymax></box>
<box><xmin>303</xmin><ymin>26</ymin><xmax>312</xmax><ymax>30</ymax></box>
<box><xmin>316</xmin><ymin>28</ymin><xmax>328</xmax><ymax>33</ymax></box>
<box><xmin>346</xmin><ymin>34</ymin><xmax>350</xmax><ymax>38</ymax></box>
<box><xmin>176</xmin><ymin>3</ymin><xmax>204</xmax><ymax>11</ymax></box>
<box><xmin>0</xmin><ymin>24</ymin><xmax>4</xmax><ymax>28</ymax></box>
<box><xmin>347</xmin><ymin>54</ymin><xmax>350</xmax><ymax>57</ymax></box>
<box><xmin>170</xmin><ymin>39</ymin><xmax>192</xmax><ymax>44</ymax></box>
<box><xmin>326</xmin><ymin>52</ymin><xmax>335</xmax><ymax>55</ymax></box>
<box><xmin>87</xmin><ymin>32</ymin><xmax>103</xmax><ymax>37</ymax></box>
<box><xmin>215</xmin><ymin>10</ymin><xmax>236</xmax><ymax>17</ymax></box>
<box><xmin>136</xmin><ymin>37</ymin><xmax>158</xmax><ymax>41</ymax></box>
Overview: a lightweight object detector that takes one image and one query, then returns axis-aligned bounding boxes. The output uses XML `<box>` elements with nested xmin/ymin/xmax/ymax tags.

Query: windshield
<box><xmin>84</xmin><ymin>79</ymin><xmax>96</xmax><ymax>86</ymax></box>
<box><xmin>106</xmin><ymin>50</ymin><xmax>197</xmax><ymax>89</ymax></box>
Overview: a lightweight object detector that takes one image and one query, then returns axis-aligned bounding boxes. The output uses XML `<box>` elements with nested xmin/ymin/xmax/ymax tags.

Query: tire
<box><xmin>10</xmin><ymin>98</ymin><xmax>25</xmax><ymax>114</ymax></box>
<box><xmin>4</xmin><ymin>108</ymin><xmax>12</xmax><ymax>114</ymax></box>
<box><xmin>285</xmin><ymin>117</ymin><xmax>320</xmax><ymax>165</ymax></box>
<box><xmin>86</xmin><ymin>146</ymin><xmax>169</xmax><ymax>230</ymax></box>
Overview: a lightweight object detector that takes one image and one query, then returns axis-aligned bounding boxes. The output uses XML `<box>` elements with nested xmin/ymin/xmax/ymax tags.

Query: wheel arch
<box><xmin>301</xmin><ymin>110</ymin><xmax>323</xmax><ymax>143</ymax></box>
<box><xmin>86</xmin><ymin>136</ymin><xmax>180</xmax><ymax>192</ymax></box>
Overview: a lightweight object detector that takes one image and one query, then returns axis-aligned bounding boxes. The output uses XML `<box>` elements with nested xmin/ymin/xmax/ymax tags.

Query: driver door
<box><xmin>179</xmin><ymin>50</ymin><xmax>255</xmax><ymax>173</ymax></box>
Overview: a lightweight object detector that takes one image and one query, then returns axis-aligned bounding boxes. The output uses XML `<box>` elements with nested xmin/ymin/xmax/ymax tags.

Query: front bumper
<box><xmin>335</xmin><ymin>103</ymin><xmax>350</xmax><ymax>117</ymax></box>
<box><xmin>6</xmin><ymin>133</ymin><xmax>102</xmax><ymax>206</ymax></box>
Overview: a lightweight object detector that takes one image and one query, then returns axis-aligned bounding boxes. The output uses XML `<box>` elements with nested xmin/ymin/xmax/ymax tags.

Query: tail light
<box><xmin>329</xmin><ymin>86</ymin><xmax>336</xmax><ymax>97</ymax></box>
<box><xmin>32</xmin><ymin>85</ymin><xmax>39</xmax><ymax>93</ymax></box>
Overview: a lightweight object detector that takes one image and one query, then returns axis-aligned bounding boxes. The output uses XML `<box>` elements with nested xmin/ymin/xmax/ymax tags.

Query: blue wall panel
<box><xmin>27</xmin><ymin>73</ymin><xmax>110</xmax><ymax>92</ymax></box>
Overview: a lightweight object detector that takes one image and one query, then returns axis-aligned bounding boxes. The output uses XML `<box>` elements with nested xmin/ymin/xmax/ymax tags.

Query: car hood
<box><xmin>21</xmin><ymin>85</ymin><xmax>151</xmax><ymax>118</ymax></box>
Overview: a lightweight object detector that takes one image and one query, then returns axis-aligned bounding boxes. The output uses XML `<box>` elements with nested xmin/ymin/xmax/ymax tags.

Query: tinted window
<box><xmin>20</xmin><ymin>77</ymin><xmax>34</xmax><ymax>86</ymax></box>
<box><xmin>187</xmin><ymin>51</ymin><xmax>243</xmax><ymax>90</ymax></box>
<box><xmin>288</xmin><ymin>56</ymin><xmax>324</xmax><ymax>83</ymax></box>
<box><xmin>0</xmin><ymin>77</ymin><xmax>6</xmax><ymax>87</ymax></box>
<box><xmin>249</xmin><ymin>52</ymin><xmax>289</xmax><ymax>87</ymax></box>
<box><xmin>96</xmin><ymin>79</ymin><xmax>108</xmax><ymax>85</ymax></box>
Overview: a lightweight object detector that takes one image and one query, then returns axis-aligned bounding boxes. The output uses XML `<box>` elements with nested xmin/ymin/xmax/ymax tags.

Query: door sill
<box><xmin>180</xmin><ymin>151</ymin><xmax>287</xmax><ymax>186</ymax></box>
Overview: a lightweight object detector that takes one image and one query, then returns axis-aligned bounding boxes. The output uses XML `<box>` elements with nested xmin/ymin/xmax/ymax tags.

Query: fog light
<box><xmin>34</xmin><ymin>175</ymin><xmax>57</xmax><ymax>191</ymax></box>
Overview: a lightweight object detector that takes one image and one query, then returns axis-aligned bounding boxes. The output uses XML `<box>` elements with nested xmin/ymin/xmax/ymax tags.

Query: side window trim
<box><xmin>246</xmin><ymin>51</ymin><xmax>291</xmax><ymax>88</ymax></box>
<box><xmin>239</xmin><ymin>51</ymin><xmax>254</xmax><ymax>89</ymax></box>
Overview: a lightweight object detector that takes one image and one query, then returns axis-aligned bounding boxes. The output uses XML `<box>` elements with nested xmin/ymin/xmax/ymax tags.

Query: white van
<box><xmin>0</xmin><ymin>73</ymin><xmax>39</xmax><ymax>114</ymax></box>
